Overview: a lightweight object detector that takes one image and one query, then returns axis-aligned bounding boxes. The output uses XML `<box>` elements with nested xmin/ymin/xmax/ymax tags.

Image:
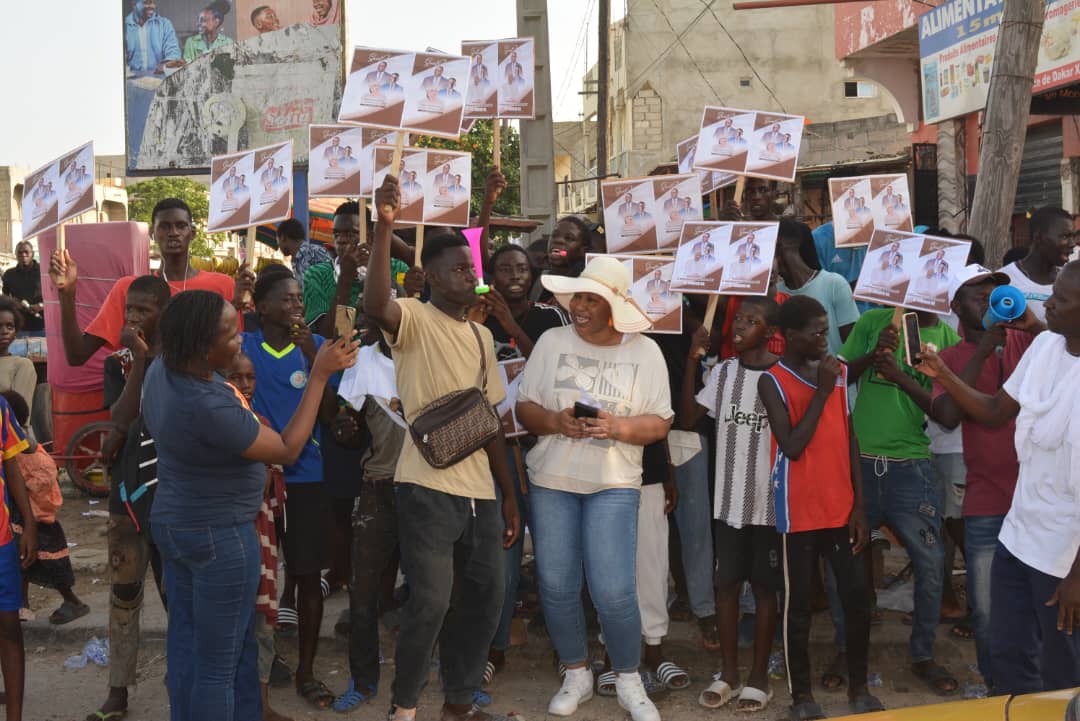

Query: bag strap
<box><xmin>467</xmin><ymin>321</ymin><xmax>488</xmax><ymax>393</ymax></box>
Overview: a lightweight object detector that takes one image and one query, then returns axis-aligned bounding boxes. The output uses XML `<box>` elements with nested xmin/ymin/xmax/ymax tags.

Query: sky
<box><xmin>0</xmin><ymin>0</ymin><xmax>624</xmax><ymax>169</ymax></box>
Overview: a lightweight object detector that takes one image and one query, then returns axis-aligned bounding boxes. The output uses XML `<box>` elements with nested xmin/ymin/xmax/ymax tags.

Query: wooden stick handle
<box><xmin>493</xmin><ymin>121</ymin><xmax>502</xmax><ymax>172</ymax></box>
<box><xmin>385</xmin><ymin>133</ymin><xmax>406</xmax><ymax>216</ymax></box>
<box><xmin>359</xmin><ymin>199</ymin><xmax>367</xmax><ymax>246</ymax></box>
<box><xmin>413</xmin><ymin>225</ymin><xmax>424</xmax><ymax>298</ymax></box>
<box><xmin>734</xmin><ymin>176</ymin><xmax>746</xmax><ymax>208</ymax></box>
<box><xmin>694</xmin><ymin>295</ymin><xmax>720</xmax><ymax>358</ymax></box>
<box><xmin>57</xmin><ymin>224</ymin><xmax>66</xmax><ymax>253</ymax></box>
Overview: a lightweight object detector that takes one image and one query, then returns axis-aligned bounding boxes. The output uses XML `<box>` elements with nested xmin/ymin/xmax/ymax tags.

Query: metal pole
<box><xmin>596</xmin><ymin>0</ymin><xmax>610</xmax><ymax>217</ymax></box>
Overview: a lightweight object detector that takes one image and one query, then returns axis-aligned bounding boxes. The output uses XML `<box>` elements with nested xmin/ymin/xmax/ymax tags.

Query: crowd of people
<box><xmin>0</xmin><ymin>170</ymin><xmax>1073</xmax><ymax>721</ymax></box>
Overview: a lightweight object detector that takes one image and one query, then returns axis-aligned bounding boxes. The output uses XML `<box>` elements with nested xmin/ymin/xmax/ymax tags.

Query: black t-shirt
<box><xmin>2</xmin><ymin>263</ymin><xmax>44</xmax><ymax>331</ymax></box>
<box><xmin>642</xmin><ymin>440</ymin><xmax>669</xmax><ymax>486</ymax></box>
<box><xmin>484</xmin><ymin>301</ymin><xmax>569</xmax><ymax>361</ymax></box>
<box><xmin>104</xmin><ymin>354</ymin><xmax>157</xmax><ymax>520</ymax></box>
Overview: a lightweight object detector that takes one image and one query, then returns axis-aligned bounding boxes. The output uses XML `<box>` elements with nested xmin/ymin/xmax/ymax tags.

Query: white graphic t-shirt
<box><xmin>697</xmin><ymin>358</ymin><xmax>775</xmax><ymax>528</ymax></box>
<box><xmin>518</xmin><ymin>326</ymin><xmax>673</xmax><ymax>493</ymax></box>
<box><xmin>1000</xmin><ymin>261</ymin><xmax>1053</xmax><ymax>322</ymax></box>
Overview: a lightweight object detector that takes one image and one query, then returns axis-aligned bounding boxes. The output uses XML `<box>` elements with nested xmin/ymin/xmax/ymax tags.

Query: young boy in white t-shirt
<box><xmin>680</xmin><ymin>295</ymin><xmax>781</xmax><ymax>712</ymax></box>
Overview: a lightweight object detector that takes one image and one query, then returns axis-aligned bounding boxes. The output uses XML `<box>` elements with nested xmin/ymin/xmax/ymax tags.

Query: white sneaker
<box><xmin>548</xmin><ymin>667</ymin><xmax>594</xmax><ymax>716</ymax></box>
<box><xmin>616</xmin><ymin>673</ymin><xmax>661</xmax><ymax>721</ymax></box>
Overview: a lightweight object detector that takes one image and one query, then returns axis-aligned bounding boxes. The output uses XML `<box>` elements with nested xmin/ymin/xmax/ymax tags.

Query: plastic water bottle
<box><xmin>983</xmin><ymin>285</ymin><xmax>1026</xmax><ymax>329</ymax></box>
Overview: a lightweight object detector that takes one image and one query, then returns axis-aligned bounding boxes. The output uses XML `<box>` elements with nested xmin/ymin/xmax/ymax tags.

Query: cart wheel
<box><xmin>65</xmin><ymin>421</ymin><xmax>113</xmax><ymax>498</ymax></box>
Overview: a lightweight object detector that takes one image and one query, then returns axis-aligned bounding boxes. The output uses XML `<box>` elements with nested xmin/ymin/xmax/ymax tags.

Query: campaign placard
<box><xmin>717</xmin><ymin>222</ymin><xmax>778</xmax><ymax>296</ymax></box>
<box><xmin>22</xmin><ymin>141</ymin><xmax>95</xmax><ymax>240</ymax></box>
<box><xmin>588</xmin><ymin>253</ymin><xmax>683</xmax><ymax>334</ymax></box>
<box><xmin>308</xmin><ymin>125</ymin><xmax>407</xmax><ymax>198</ymax></box>
<box><xmin>209</xmin><ymin>141</ymin><xmax>293</xmax><ymax>233</ymax></box>
<box><xmin>340</xmin><ymin>47</ymin><xmax>470</xmax><ymax>138</ymax></box>
<box><xmin>669</xmin><ymin>222</ymin><xmax>730</xmax><ymax>294</ymax></box>
<box><xmin>372</xmin><ymin>147</ymin><xmax>472</xmax><ymax>226</ymax></box>
<box><xmin>600</xmin><ymin>174</ymin><xmax>703</xmax><ymax>254</ymax></box>
<box><xmin>676</xmin><ymin>135</ymin><xmax>735</xmax><ymax>196</ymax></box>
<box><xmin>496</xmin><ymin>358</ymin><xmax>528</xmax><ymax>437</ymax></box>
<box><xmin>828</xmin><ymin>174</ymin><xmax>913</xmax><ymax>248</ymax></box>
<box><xmin>853</xmin><ymin>229</ymin><xmax>971</xmax><ymax>313</ymax></box>
<box><xmin>462</xmin><ymin>37</ymin><xmax>536</xmax><ymax>119</ymax></box>
<box><xmin>694</xmin><ymin>106</ymin><xmax>804</xmax><ymax>182</ymax></box>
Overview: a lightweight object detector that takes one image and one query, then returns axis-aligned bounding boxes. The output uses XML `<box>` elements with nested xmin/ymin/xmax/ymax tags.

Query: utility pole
<box><xmin>967</xmin><ymin>0</ymin><xmax>1045</xmax><ymax>264</ymax></box>
<box><xmin>596</xmin><ymin>0</ymin><xmax>610</xmax><ymax>214</ymax></box>
<box><xmin>516</xmin><ymin>0</ymin><xmax>558</xmax><ymax>236</ymax></box>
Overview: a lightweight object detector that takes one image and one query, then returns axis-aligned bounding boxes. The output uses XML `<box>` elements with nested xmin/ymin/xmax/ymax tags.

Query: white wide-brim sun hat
<box><xmin>541</xmin><ymin>255</ymin><xmax>653</xmax><ymax>333</ymax></box>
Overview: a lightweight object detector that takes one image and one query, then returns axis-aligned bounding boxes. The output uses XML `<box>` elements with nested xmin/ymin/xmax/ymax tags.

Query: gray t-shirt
<box><xmin>780</xmin><ymin>270</ymin><xmax>861</xmax><ymax>354</ymax></box>
<box><xmin>361</xmin><ymin>397</ymin><xmax>407</xmax><ymax>482</ymax></box>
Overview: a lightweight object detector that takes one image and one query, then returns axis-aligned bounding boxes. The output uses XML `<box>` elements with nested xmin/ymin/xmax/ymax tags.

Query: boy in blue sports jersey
<box><xmin>242</xmin><ymin>264</ymin><xmax>339</xmax><ymax>710</ymax></box>
<box><xmin>0</xmin><ymin>394</ymin><xmax>37</xmax><ymax>721</ymax></box>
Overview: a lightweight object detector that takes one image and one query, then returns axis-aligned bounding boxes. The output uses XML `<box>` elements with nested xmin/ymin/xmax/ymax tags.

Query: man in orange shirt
<box><xmin>49</xmin><ymin>198</ymin><xmax>253</xmax><ymax>366</ymax></box>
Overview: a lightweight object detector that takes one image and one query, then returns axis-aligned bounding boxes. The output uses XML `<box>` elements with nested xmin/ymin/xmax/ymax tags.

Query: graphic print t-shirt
<box><xmin>1000</xmin><ymin>261</ymin><xmax>1053</xmax><ymax>321</ymax></box>
<box><xmin>696</xmin><ymin>358</ymin><xmax>774</xmax><ymax>528</ymax></box>
<box><xmin>517</xmin><ymin>326</ymin><xmax>673</xmax><ymax>494</ymax></box>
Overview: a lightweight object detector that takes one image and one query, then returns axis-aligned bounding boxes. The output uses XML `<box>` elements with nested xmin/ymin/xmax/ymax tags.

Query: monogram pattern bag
<box><xmin>408</xmin><ymin>322</ymin><xmax>501</xmax><ymax>469</ymax></box>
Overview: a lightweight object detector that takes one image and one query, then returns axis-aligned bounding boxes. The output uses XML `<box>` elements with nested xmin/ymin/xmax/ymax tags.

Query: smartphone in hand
<box><xmin>573</xmin><ymin>401</ymin><xmax>600</xmax><ymax>419</ymax></box>
<box><xmin>902</xmin><ymin>312</ymin><xmax>922</xmax><ymax>367</ymax></box>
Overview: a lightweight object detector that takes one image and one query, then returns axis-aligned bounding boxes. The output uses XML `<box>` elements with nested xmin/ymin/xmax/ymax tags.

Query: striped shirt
<box><xmin>764</xmin><ymin>361</ymin><xmax>854</xmax><ymax>534</ymax></box>
<box><xmin>697</xmin><ymin>359</ymin><xmax>775</xmax><ymax>528</ymax></box>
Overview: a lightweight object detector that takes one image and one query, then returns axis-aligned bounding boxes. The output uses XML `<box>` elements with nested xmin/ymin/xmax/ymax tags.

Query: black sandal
<box><xmin>298</xmin><ymin>679</ymin><xmax>336</xmax><ymax>709</ymax></box>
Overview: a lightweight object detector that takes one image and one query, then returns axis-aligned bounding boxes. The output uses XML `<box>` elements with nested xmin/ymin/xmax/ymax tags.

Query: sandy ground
<box><xmin>18</xmin><ymin>489</ymin><xmax>982</xmax><ymax>721</ymax></box>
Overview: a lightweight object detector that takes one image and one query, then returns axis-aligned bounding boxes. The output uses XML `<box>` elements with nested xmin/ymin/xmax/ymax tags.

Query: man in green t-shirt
<box><xmin>838</xmin><ymin>308</ymin><xmax>961</xmax><ymax>697</ymax></box>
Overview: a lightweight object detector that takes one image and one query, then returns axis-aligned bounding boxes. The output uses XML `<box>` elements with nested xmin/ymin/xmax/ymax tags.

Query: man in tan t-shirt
<box><xmin>365</xmin><ymin>175</ymin><xmax>521</xmax><ymax>721</ymax></box>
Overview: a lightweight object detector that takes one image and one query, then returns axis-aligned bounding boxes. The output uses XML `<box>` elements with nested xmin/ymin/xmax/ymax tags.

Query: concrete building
<box><xmin>565</xmin><ymin>0</ymin><xmax>899</xmax><ymax>187</ymax></box>
<box><xmin>0</xmin><ymin>155</ymin><xmax>129</xmax><ymax>262</ymax></box>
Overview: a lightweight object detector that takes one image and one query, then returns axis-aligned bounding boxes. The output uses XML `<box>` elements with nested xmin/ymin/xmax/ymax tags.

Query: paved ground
<box><xmin>19</xmin><ymin>488</ymin><xmax>983</xmax><ymax>721</ymax></box>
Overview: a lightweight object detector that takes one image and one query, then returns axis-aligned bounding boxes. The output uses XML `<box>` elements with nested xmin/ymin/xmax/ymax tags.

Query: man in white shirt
<box><xmin>1000</xmin><ymin>206</ymin><xmax>1078</xmax><ymax>321</ymax></box>
<box><xmin>919</xmin><ymin>260</ymin><xmax>1080</xmax><ymax>696</ymax></box>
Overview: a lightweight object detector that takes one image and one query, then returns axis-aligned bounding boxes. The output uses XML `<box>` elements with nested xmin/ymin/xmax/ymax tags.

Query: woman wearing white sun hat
<box><xmin>516</xmin><ymin>256</ymin><xmax>674</xmax><ymax>721</ymax></box>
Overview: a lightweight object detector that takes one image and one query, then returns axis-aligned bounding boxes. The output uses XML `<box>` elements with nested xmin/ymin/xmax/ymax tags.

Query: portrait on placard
<box><xmin>829</xmin><ymin>177</ymin><xmax>875</xmax><ymax>248</ymax></box>
<box><xmin>654</xmin><ymin>174</ymin><xmax>704</xmax><ymax>250</ymax></box>
<box><xmin>498</xmin><ymin>38</ymin><xmax>535</xmax><ymax>118</ymax></box>
<box><xmin>58</xmin><ymin>143</ymin><xmax>95</xmax><ymax>224</ymax></box>
<box><xmin>669</xmin><ymin>222</ymin><xmax>731</xmax><ymax>294</ymax></box>
<box><xmin>209</xmin><ymin>150</ymin><xmax>255</xmax><ymax>232</ymax></box>
<box><xmin>601</xmin><ymin>178</ymin><xmax>658</xmax><ymax>254</ymax></box>
<box><xmin>250</xmin><ymin>142</ymin><xmax>293</xmax><ymax>226</ymax></box>
<box><xmin>340</xmin><ymin>48</ymin><xmax>412</xmax><ymax>128</ymax></box>
<box><xmin>422</xmin><ymin>151</ymin><xmax>472</xmax><ymax>227</ymax></box>
<box><xmin>870</xmin><ymin>175</ymin><xmax>913</xmax><ymax>232</ymax></box>
<box><xmin>746</xmin><ymin>112</ymin><xmax>803</xmax><ymax>182</ymax></box>
<box><xmin>462</xmin><ymin>41</ymin><xmax>498</xmax><ymax>117</ymax></box>
<box><xmin>904</xmin><ymin>235</ymin><xmax>970</xmax><ymax>314</ymax></box>
<box><xmin>123</xmin><ymin>0</ymin><xmax>343</xmax><ymax>173</ymax></box>
<box><xmin>677</xmin><ymin>135</ymin><xmax>735</xmax><ymax>194</ymax></box>
<box><xmin>694</xmin><ymin>107</ymin><xmax>755</xmax><ymax>174</ymax></box>
<box><xmin>627</xmin><ymin>256</ymin><xmax>682</xmax><ymax>334</ymax></box>
<box><xmin>401</xmin><ymin>52</ymin><xmax>470</xmax><ymax>138</ymax></box>
<box><xmin>21</xmin><ymin>164</ymin><xmax>60</xmax><ymax>242</ymax></box>
<box><xmin>718</xmin><ymin>222</ymin><xmax>778</xmax><ymax>296</ymax></box>
<box><xmin>373</xmin><ymin>147</ymin><xmax>423</xmax><ymax>225</ymax></box>
<box><xmin>496</xmin><ymin>358</ymin><xmax>528</xmax><ymax>437</ymax></box>
<box><xmin>309</xmin><ymin>125</ymin><xmax>364</xmax><ymax>197</ymax></box>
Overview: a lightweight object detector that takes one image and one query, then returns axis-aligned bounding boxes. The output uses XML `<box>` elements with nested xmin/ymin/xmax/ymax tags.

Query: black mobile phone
<box><xmin>902</xmin><ymin>312</ymin><xmax>922</xmax><ymax>367</ymax></box>
<box><xmin>573</xmin><ymin>401</ymin><xmax>600</xmax><ymax>419</ymax></box>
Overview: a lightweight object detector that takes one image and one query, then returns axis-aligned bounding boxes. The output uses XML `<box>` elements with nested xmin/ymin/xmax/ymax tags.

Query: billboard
<box><xmin>919</xmin><ymin>0</ymin><xmax>1080</xmax><ymax>123</ymax></box>
<box><xmin>122</xmin><ymin>0</ymin><xmax>344</xmax><ymax>174</ymax></box>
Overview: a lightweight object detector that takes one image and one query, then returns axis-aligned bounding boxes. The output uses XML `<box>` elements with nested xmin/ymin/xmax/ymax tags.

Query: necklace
<box><xmin>161</xmin><ymin>261</ymin><xmax>192</xmax><ymax>292</ymax></box>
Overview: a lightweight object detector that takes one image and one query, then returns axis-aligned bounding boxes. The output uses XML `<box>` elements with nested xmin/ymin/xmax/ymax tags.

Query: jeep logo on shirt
<box><xmin>723</xmin><ymin>403</ymin><xmax>769</xmax><ymax>432</ymax></box>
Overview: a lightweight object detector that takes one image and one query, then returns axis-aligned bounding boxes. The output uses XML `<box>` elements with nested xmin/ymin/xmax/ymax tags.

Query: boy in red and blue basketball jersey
<box><xmin>0</xmin><ymin>393</ymin><xmax>37</xmax><ymax>721</ymax></box>
<box><xmin>757</xmin><ymin>295</ymin><xmax>881</xmax><ymax>720</ymax></box>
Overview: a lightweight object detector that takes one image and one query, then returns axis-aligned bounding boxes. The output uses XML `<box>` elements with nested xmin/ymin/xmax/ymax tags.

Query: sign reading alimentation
<box><xmin>919</xmin><ymin>0</ymin><xmax>1080</xmax><ymax>123</ymax></box>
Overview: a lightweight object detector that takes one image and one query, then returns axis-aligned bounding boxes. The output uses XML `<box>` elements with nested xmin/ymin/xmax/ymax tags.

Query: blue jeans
<box><xmin>152</xmin><ymin>523</ymin><xmax>261</xmax><ymax>721</ymax></box>
<box><xmin>965</xmin><ymin>515</ymin><xmax>1004</xmax><ymax>688</ymax></box>
<box><xmin>492</xmin><ymin>447</ymin><xmax>531</xmax><ymax>652</ymax></box>
<box><xmin>991</xmin><ymin>543</ymin><xmax>1080</xmax><ymax>695</ymax></box>
<box><xmin>673</xmin><ymin>439</ymin><xmax>716</xmax><ymax>618</ymax></box>
<box><xmin>860</xmin><ymin>457</ymin><xmax>944</xmax><ymax>662</ymax></box>
<box><xmin>530</xmin><ymin>484</ymin><xmax>642</xmax><ymax>672</ymax></box>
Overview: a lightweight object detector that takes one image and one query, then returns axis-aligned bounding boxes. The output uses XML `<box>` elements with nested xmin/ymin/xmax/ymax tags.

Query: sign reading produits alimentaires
<box><xmin>919</xmin><ymin>0</ymin><xmax>1080</xmax><ymax>123</ymax></box>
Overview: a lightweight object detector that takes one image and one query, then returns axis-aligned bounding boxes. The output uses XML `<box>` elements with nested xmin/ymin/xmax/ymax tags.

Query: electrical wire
<box><xmin>699</xmin><ymin>0</ymin><xmax>787</xmax><ymax>112</ymax></box>
<box><xmin>625</xmin><ymin>1</ymin><xmax>717</xmax><ymax>95</ymax></box>
<box><xmin>649</xmin><ymin>0</ymin><xmax>726</xmax><ymax>105</ymax></box>
<box><xmin>554</xmin><ymin>0</ymin><xmax>598</xmax><ymax>120</ymax></box>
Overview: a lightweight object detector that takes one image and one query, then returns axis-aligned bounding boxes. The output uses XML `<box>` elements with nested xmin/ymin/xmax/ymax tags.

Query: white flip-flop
<box><xmin>735</xmin><ymin>685</ymin><xmax>773</xmax><ymax>713</ymax></box>
<box><xmin>698</xmin><ymin>673</ymin><xmax>741</xmax><ymax>709</ymax></box>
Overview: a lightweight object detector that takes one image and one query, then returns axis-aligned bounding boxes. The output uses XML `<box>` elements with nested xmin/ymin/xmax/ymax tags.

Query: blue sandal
<box><xmin>333</xmin><ymin>680</ymin><xmax>377</xmax><ymax>713</ymax></box>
